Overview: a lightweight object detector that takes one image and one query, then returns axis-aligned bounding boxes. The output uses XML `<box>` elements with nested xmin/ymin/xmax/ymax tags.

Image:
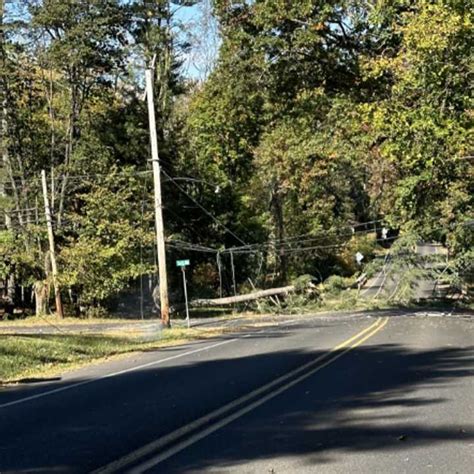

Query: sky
<box><xmin>172</xmin><ymin>0</ymin><xmax>220</xmax><ymax>80</ymax></box>
<box><xmin>3</xmin><ymin>0</ymin><xmax>220</xmax><ymax>81</ymax></box>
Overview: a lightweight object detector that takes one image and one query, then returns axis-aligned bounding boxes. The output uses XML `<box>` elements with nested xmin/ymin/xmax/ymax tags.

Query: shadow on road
<box><xmin>0</xmin><ymin>336</ymin><xmax>473</xmax><ymax>472</ymax></box>
<box><xmin>167</xmin><ymin>344</ymin><xmax>474</xmax><ymax>471</ymax></box>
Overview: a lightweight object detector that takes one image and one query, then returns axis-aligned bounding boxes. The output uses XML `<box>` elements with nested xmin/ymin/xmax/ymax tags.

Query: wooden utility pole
<box><xmin>1</xmin><ymin>0</ymin><xmax>14</xmax><ymax>304</ymax></box>
<box><xmin>145</xmin><ymin>68</ymin><xmax>170</xmax><ymax>328</ymax></box>
<box><xmin>217</xmin><ymin>251</ymin><xmax>223</xmax><ymax>298</ymax></box>
<box><xmin>41</xmin><ymin>169</ymin><xmax>64</xmax><ymax>318</ymax></box>
<box><xmin>230</xmin><ymin>250</ymin><xmax>237</xmax><ymax>297</ymax></box>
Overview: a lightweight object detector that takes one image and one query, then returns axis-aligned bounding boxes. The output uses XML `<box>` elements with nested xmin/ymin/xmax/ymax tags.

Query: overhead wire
<box><xmin>3</xmin><ymin>162</ymin><xmax>471</xmax><ymax>260</ymax></box>
<box><xmin>0</xmin><ymin>169</ymin><xmax>154</xmax><ymax>187</ymax></box>
<box><xmin>161</xmin><ymin>169</ymin><xmax>249</xmax><ymax>247</ymax></box>
<box><xmin>222</xmin><ymin>220</ymin><xmax>385</xmax><ymax>254</ymax></box>
<box><xmin>166</xmin><ymin>241</ymin><xmax>217</xmax><ymax>254</ymax></box>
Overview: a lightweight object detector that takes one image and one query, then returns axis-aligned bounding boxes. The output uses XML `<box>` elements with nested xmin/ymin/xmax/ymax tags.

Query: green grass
<box><xmin>3</xmin><ymin>295</ymin><xmax>467</xmax><ymax>384</ymax></box>
<box><xmin>0</xmin><ymin>327</ymin><xmax>227</xmax><ymax>384</ymax></box>
<box><xmin>0</xmin><ymin>315</ymin><xmax>141</xmax><ymax>327</ymax></box>
<box><xmin>2</xmin><ymin>309</ymin><xmax>236</xmax><ymax>326</ymax></box>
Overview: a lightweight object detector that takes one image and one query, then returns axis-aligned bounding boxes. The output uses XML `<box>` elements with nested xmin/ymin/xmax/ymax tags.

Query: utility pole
<box><xmin>230</xmin><ymin>250</ymin><xmax>237</xmax><ymax>297</ymax></box>
<box><xmin>145</xmin><ymin>68</ymin><xmax>170</xmax><ymax>328</ymax></box>
<box><xmin>1</xmin><ymin>95</ymin><xmax>15</xmax><ymax>305</ymax></box>
<box><xmin>181</xmin><ymin>266</ymin><xmax>190</xmax><ymax>329</ymax></box>
<box><xmin>41</xmin><ymin>169</ymin><xmax>64</xmax><ymax>318</ymax></box>
<box><xmin>1</xmin><ymin>0</ymin><xmax>15</xmax><ymax>304</ymax></box>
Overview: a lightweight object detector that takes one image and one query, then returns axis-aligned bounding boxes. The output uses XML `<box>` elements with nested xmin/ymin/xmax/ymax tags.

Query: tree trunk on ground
<box><xmin>190</xmin><ymin>285</ymin><xmax>295</xmax><ymax>307</ymax></box>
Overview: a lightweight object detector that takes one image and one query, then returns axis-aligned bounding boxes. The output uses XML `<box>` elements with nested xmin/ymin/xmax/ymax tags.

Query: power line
<box><xmin>0</xmin><ymin>170</ymin><xmax>154</xmax><ymax>186</ymax></box>
<box><xmin>222</xmin><ymin>219</ymin><xmax>385</xmax><ymax>253</ymax></box>
<box><xmin>162</xmin><ymin>169</ymin><xmax>248</xmax><ymax>247</ymax></box>
<box><xmin>166</xmin><ymin>241</ymin><xmax>217</xmax><ymax>254</ymax></box>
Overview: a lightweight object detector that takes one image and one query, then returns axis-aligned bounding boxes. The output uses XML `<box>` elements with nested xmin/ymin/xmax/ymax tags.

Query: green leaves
<box><xmin>2</xmin><ymin>1</ymin><xmax>472</xmax><ymax>312</ymax></box>
<box><xmin>59</xmin><ymin>168</ymin><xmax>155</xmax><ymax>305</ymax></box>
<box><xmin>362</xmin><ymin>1</ymin><xmax>472</xmax><ymax>248</ymax></box>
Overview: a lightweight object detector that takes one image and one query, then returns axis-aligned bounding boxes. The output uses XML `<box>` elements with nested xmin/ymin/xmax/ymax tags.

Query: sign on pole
<box><xmin>177</xmin><ymin>259</ymin><xmax>190</xmax><ymax>328</ymax></box>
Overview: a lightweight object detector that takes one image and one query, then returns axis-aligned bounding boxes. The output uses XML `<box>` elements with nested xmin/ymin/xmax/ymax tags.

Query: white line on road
<box><xmin>128</xmin><ymin>318</ymin><xmax>389</xmax><ymax>472</ymax></box>
<box><xmin>0</xmin><ymin>339</ymin><xmax>239</xmax><ymax>410</ymax></box>
<box><xmin>0</xmin><ymin>317</ymin><xmax>303</xmax><ymax>410</ymax></box>
<box><xmin>93</xmin><ymin>317</ymin><xmax>387</xmax><ymax>474</ymax></box>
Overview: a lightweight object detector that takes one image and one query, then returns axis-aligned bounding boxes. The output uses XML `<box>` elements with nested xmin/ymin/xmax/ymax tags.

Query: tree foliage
<box><xmin>1</xmin><ymin>0</ymin><xmax>472</xmax><ymax>314</ymax></box>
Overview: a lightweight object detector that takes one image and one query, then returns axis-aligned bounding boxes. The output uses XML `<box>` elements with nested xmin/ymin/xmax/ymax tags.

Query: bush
<box><xmin>323</xmin><ymin>275</ymin><xmax>353</xmax><ymax>295</ymax></box>
<box><xmin>292</xmin><ymin>274</ymin><xmax>316</xmax><ymax>291</ymax></box>
<box><xmin>82</xmin><ymin>305</ymin><xmax>109</xmax><ymax>319</ymax></box>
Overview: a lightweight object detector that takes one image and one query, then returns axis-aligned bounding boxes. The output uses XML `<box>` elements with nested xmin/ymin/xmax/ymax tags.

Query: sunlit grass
<box><xmin>0</xmin><ymin>327</ymin><xmax>228</xmax><ymax>384</ymax></box>
<box><xmin>0</xmin><ymin>315</ymin><xmax>137</xmax><ymax>327</ymax></box>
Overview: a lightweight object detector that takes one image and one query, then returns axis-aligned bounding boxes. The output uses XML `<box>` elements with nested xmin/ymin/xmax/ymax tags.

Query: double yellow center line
<box><xmin>95</xmin><ymin>316</ymin><xmax>389</xmax><ymax>473</ymax></box>
<box><xmin>335</xmin><ymin>316</ymin><xmax>389</xmax><ymax>351</ymax></box>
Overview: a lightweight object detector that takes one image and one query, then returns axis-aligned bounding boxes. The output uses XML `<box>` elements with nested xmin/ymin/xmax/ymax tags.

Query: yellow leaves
<box><xmin>361</xmin><ymin>55</ymin><xmax>393</xmax><ymax>80</ymax></box>
<box><xmin>400</xmin><ymin>2</ymin><xmax>467</xmax><ymax>64</ymax></box>
<box><xmin>364</xmin><ymin>3</ymin><xmax>468</xmax><ymax>86</ymax></box>
<box><xmin>404</xmin><ymin>9</ymin><xmax>459</xmax><ymax>52</ymax></box>
<box><xmin>311</xmin><ymin>22</ymin><xmax>326</xmax><ymax>31</ymax></box>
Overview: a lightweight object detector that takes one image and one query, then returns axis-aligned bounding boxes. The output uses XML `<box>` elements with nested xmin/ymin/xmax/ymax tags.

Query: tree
<box><xmin>184</xmin><ymin>0</ymin><xmax>375</xmax><ymax>282</ymax></box>
<box><xmin>1</xmin><ymin>0</ymin><xmax>206</xmax><ymax>314</ymax></box>
<box><xmin>361</xmin><ymin>0</ymin><xmax>473</xmax><ymax>252</ymax></box>
<box><xmin>60</xmin><ymin>168</ymin><xmax>155</xmax><ymax>312</ymax></box>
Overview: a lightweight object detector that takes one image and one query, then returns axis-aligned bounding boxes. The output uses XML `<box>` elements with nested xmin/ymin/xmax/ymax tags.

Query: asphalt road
<box><xmin>0</xmin><ymin>311</ymin><xmax>472</xmax><ymax>473</ymax></box>
<box><xmin>361</xmin><ymin>242</ymin><xmax>447</xmax><ymax>300</ymax></box>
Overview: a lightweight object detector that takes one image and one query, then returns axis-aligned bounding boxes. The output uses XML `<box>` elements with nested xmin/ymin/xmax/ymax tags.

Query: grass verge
<box><xmin>0</xmin><ymin>315</ymin><xmax>144</xmax><ymax>327</ymax></box>
<box><xmin>0</xmin><ymin>327</ymin><xmax>228</xmax><ymax>385</ymax></box>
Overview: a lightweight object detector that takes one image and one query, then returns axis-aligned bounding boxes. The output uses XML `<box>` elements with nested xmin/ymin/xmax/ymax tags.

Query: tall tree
<box><xmin>361</xmin><ymin>0</ymin><xmax>473</xmax><ymax>250</ymax></box>
<box><xmin>185</xmin><ymin>0</ymin><xmax>376</xmax><ymax>281</ymax></box>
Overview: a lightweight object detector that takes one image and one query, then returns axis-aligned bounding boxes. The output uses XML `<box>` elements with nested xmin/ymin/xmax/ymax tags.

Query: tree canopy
<box><xmin>1</xmin><ymin>0</ymin><xmax>472</xmax><ymax>315</ymax></box>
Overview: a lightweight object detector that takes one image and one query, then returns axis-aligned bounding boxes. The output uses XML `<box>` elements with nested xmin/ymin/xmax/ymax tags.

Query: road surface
<box><xmin>0</xmin><ymin>311</ymin><xmax>472</xmax><ymax>473</ymax></box>
<box><xmin>361</xmin><ymin>242</ymin><xmax>448</xmax><ymax>300</ymax></box>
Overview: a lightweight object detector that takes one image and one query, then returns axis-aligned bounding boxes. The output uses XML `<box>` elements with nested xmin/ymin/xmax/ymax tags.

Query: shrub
<box><xmin>323</xmin><ymin>275</ymin><xmax>352</xmax><ymax>295</ymax></box>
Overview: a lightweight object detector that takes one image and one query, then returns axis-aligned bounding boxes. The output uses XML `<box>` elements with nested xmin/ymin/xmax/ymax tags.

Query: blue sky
<box><xmin>172</xmin><ymin>1</ymin><xmax>220</xmax><ymax>80</ymax></box>
<box><xmin>3</xmin><ymin>0</ymin><xmax>219</xmax><ymax>80</ymax></box>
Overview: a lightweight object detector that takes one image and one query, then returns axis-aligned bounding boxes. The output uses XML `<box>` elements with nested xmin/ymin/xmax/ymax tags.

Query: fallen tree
<box><xmin>154</xmin><ymin>275</ymin><xmax>318</xmax><ymax>312</ymax></box>
<box><xmin>189</xmin><ymin>285</ymin><xmax>296</xmax><ymax>308</ymax></box>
